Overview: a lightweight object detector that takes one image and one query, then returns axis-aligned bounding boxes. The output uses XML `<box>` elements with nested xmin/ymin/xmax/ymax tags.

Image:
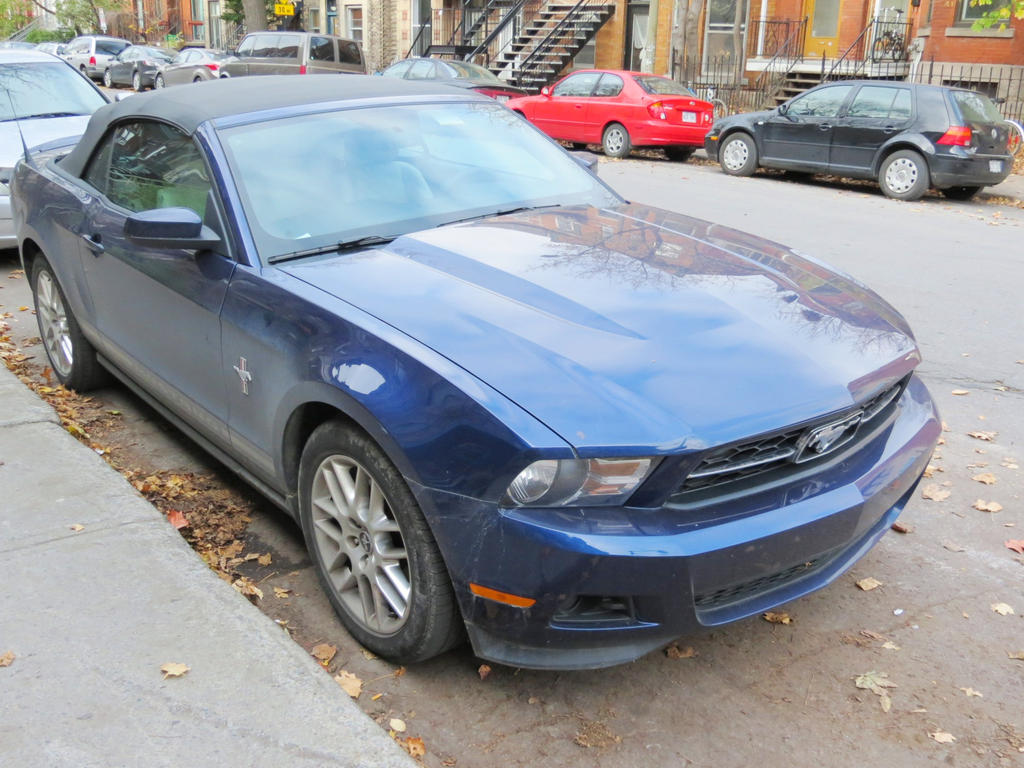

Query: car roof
<box><xmin>0</xmin><ymin>49</ymin><xmax>65</xmax><ymax>64</ymax></box>
<box><xmin>60</xmin><ymin>74</ymin><xmax>476</xmax><ymax>177</ymax></box>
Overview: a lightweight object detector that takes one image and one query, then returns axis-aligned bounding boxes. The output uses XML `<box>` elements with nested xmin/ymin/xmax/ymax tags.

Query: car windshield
<box><xmin>0</xmin><ymin>61</ymin><xmax>107</xmax><ymax>122</ymax></box>
<box><xmin>444</xmin><ymin>61</ymin><xmax>504</xmax><ymax>84</ymax></box>
<box><xmin>137</xmin><ymin>46</ymin><xmax>173</xmax><ymax>60</ymax></box>
<box><xmin>218</xmin><ymin>101</ymin><xmax>619</xmax><ymax>263</ymax></box>
<box><xmin>633</xmin><ymin>75</ymin><xmax>695</xmax><ymax>96</ymax></box>
<box><xmin>949</xmin><ymin>90</ymin><xmax>1003</xmax><ymax>125</ymax></box>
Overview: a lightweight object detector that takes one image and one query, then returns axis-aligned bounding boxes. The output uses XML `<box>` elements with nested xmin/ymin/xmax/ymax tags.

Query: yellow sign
<box><xmin>274</xmin><ymin>2</ymin><xmax>295</xmax><ymax>15</ymax></box>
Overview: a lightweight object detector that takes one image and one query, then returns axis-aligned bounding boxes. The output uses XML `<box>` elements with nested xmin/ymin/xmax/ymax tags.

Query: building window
<box><xmin>956</xmin><ymin>0</ymin><xmax>1008</xmax><ymax>24</ymax></box>
<box><xmin>346</xmin><ymin>6</ymin><xmax>362</xmax><ymax>42</ymax></box>
<box><xmin>307</xmin><ymin>7</ymin><xmax>320</xmax><ymax>31</ymax></box>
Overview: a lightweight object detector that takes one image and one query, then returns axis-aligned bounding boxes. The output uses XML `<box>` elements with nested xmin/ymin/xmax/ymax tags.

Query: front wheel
<box><xmin>602</xmin><ymin>123</ymin><xmax>632</xmax><ymax>158</ymax></box>
<box><xmin>131</xmin><ymin>70</ymin><xmax>142</xmax><ymax>91</ymax></box>
<box><xmin>31</xmin><ymin>256</ymin><xmax>106</xmax><ymax>391</ymax></box>
<box><xmin>664</xmin><ymin>146</ymin><xmax>695</xmax><ymax>163</ymax></box>
<box><xmin>719</xmin><ymin>132</ymin><xmax>758</xmax><ymax>176</ymax></box>
<box><xmin>155</xmin><ymin>73</ymin><xmax>165</xmax><ymax>88</ymax></box>
<box><xmin>102</xmin><ymin>69</ymin><xmax>112</xmax><ymax>88</ymax></box>
<box><xmin>879</xmin><ymin>149</ymin><xmax>929</xmax><ymax>201</ymax></box>
<box><xmin>941</xmin><ymin>185</ymin><xmax>982</xmax><ymax>200</ymax></box>
<box><xmin>298</xmin><ymin>421</ymin><xmax>462</xmax><ymax>663</ymax></box>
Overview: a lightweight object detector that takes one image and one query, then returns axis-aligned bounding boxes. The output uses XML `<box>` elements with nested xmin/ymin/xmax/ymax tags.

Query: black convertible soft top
<box><xmin>60</xmin><ymin>74</ymin><xmax>472</xmax><ymax>178</ymax></box>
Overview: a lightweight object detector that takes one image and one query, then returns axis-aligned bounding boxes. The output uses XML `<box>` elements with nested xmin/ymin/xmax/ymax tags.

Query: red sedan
<box><xmin>506</xmin><ymin>69</ymin><xmax>714</xmax><ymax>161</ymax></box>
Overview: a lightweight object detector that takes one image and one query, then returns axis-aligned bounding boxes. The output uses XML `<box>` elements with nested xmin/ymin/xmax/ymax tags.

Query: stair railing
<box><xmin>751</xmin><ymin>17</ymin><xmax>806</xmax><ymax>106</ymax></box>
<box><xmin>514</xmin><ymin>0</ymin><xmax>605</xmax><ymax>85</ymax></box>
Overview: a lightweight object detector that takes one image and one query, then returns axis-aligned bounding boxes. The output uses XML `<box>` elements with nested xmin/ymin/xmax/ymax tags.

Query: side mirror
<box><xmin>777</xmin><ymin>102</ymin><xmax>789</xmax><ymax>116</ymax></box>
<box><xmin>125</xmin><ymin>207</ymin><xmax>221</xmax><ymax>251</ymax></box>
<box><xmin>541</xmin><ymin>86</ymin><xmax>551</xmax><ymax>97</ymax></box>
<box><xmin>569</xmin><ymin>150</ymin><xmax>600</xmax><ymax>173</ymax></box>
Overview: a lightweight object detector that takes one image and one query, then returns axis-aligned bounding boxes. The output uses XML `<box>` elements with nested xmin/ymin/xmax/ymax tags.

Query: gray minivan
<box><xmin>220</xmin><ymin>32</ymin><xmax>364</xmax><ymax>78</ymax></box>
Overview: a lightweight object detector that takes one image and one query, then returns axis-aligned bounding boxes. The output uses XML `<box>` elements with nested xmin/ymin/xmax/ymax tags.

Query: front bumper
<box><xmin>704</xmin><ymin>132</ymin><xmax>721</xmax><ymax>162</ymax></box>
<box><xmin>929</xmin><ymin>148</ymin><xmax>1012</xmax><ymax>188</ymax></box>
<box><xmin>414</xmin><ymin>375</ymin><xmax>939</xmax><ymax>669</ymax></box>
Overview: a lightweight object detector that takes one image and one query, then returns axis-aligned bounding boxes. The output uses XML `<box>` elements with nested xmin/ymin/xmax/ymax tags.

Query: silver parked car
<box><xmin>62</xmin><ymin>35</ymin><xmax>130</xmax><ymax>80</ymax></box>
<box><xmin>102</xmin><ymin>44</ymin><xmax>174</xmax><ymax>90</ymax></box>
<box><xmin>0</xmin><ymin>49</ymin><xmax>108</xmax><ymax>248</ymax></box>
<box><xmin>155</xmin><ymin>47</ymin><xmax>232</xmax><ymax>87</ymax></box>
<box><xmin>220</xmin><ymin>32</ymin><xmax>364</xmax><ymax>78</ymax></box>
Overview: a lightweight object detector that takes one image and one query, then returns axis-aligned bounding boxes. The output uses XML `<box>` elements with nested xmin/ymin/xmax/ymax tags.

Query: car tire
<box><xmin>664</xmin><ymin>146</ymin><xmax>695</xmax><ymax>162</ymax></box>
<box><xmin>132</xmin><ymin>70</ymin><xmax>142</xmax><ymax>91</ymax></box>
<box><xmin>193</xmin><ymin>75</ymin><xmax>203</xmax><ymax>83</ymax></box>
<box><xmin>155</xmin><ymin>73</ymin><xmax>165</xmax><ymax>88</ymax></box>
<box><xmin>719</xmin><ymin>132</ymin><xmax>758</xmax><ymax>176</ymax></box>
<box><xmin>102</xmin><ymin>69</ymin><xmax>112</xmax><ymax>88</ymax></box>
<box><xmin>878</xmin><ymin>149</ymin><xmax>929</xmax><ymax>201</ymax></box>
<box><xmin>30</xmin><ymin>256</ymin><xmax>106</xmax><ymax>392</ymax></box>
<box><xmin>940</xmin><ymin>185</ymin><xmax>982</xmax><ymax>201</ymax></box>
<box><xmin>298</xmin><ymin>420</ymin><xmax>462</xmax><ymax>663</ymax></box>
<box><xmin>602</xmin><ymin>123</ymin><xmax>632</xmax><ymax>158</ymax></box>
<box><xmin>570</xmin><ymin>142</ymin><xmax>587</xmax><ymax>150</ymax></box>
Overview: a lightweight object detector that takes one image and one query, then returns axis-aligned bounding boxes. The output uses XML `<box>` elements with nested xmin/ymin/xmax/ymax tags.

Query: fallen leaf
<box><xmin>854</xmin><ymin>671</ymin><xmax>896</xmax><ymax>712</ymax></box>
<box><xmin>929</xmin><ymin>731</ymin><xmax>956</xmax><ymax>744</ymax></box>
<box><xmin>390</xmin><ymin>718</ymin><xmax>407</xmax><ymax>733</ymax></box>
<box><xmin>360</xmin><ymin>649</ymin><xmax>377</xmax><ymax>660</ymax></box>
<box><xmin>69</xmin><ymin>523</ymin><xmax>84</xmax><ymax>532</ymax></box>
<box><xmin>951</xmin><ymin>389</ymin><xmax>970</xmax><ymax>396</ymax></box>
<box><xmin>166</xmin><ymin>509</ymin><xmax>189</xmax><ymax>529</ymax></box>
<box><xmin>959</xmin><ymin>687</ymin><xmax>982</xmax><ymax>697</ymax></box>
<box><xmin>890</xmin><ymin>522</ymin><xmax>913</xmax><ymax>534</ymax></box>
<box><xmin>1006</xmin><ymin>540</ymin><xmax>1024</xmax><ymax>555</ymax></box>
<box><xmin>856</xmin><ymin>577</ymin><xmax>883</xmax><ymax>591</ymax></box>
<box><xmin>922</xmin><ymin>464</ymin><xmax>941</xmax><ymax>478</ymax></box>
<box><xmin>160</xmin><ymin>662</ymin><xmax>190</xmax><ymax>679</ymax></box>
<box><xmin>1001</xmin><ymin>457</ymin><xmax>1019</xmax><ymax>469</ymax></box>
<box><xmin>311</xmin><ymin>644</ymin><xmax>337</xmax><ymax>665</ymax></box>
<box><xmin>861</xmin><ymin>630</ymin><xmax>887</xmax><ymax>641</ymax></box>
<box><xmin>273</xmin><ymin>587</ymin><xmax>291</xmax><ymax>599</ymax></box>
<box><xmin>921</xmin><ymin>484</ymin><xmax>951</xmax><ymax>502</ymax></box>
<box><xmin>991</xmin><ymin>603</ymin><xmax>1014</xmax><ymax>616</ymax></box>
<box><xmin>17</xmin><ymin>306</ymin><xmax>28</xmax><ymax>311</ymax></box>
<box><xmin>232</xmin><ymin>576</ymin><xmax>263</xmax><ymax>601</ymax></box>
<box><xmin>943</xmin><ymin>542</ymin><xmax>965</xmax><ymax>553</ymax></box>
<box><xmin>403</xmin><ymin>736</ymin><xmax>426</xmax><ymax>759</ymax></box>
<box><xmin>973</xmin><ymin>500</ymin><xmax>1003</xmax><ymax>513</ymax></box>
<box><xmin>371</xmin><ymin>693</ymin><xmax>384</xmax><ymax>701</ymax></box>
<box><xmin>0</xmin><ymin>651</ymin><xmax>14</xmax><ymax>667</ymax></box>
<box><xmin>967</xmin><ymin>430</ymin><xmax>997</xmax><ymax>442</ymax></box>
<box><xmin>477</xmin><ymin>664</ymin><xmax>492</xmax><ymax>680</ymax></box>
<box><xmin>665</xmin><ymin>643</ymin><xmax>698</xmax><ymax>659</ymax></box>
<box><xmin>972</xmin><ymin>472</ymin><xmax>997</xmax><ymax>485</ymax></box>
<box><xmin>882</xmin><ymin>641</ymin><xmax>901</xmax><ymax>651</ymax></box>
<box><xmin>257</xmin><ymin>553</ymin><xmax>272</xmax><ymax>566</ymax></box>
<box><xmin>334</xmin><ymin>670</ymin><xmax>362</xmax><ymax>699</ymax></box>
<box><xmin>1009</xmin><ymin>651</ymin><xmax>1024</xmax><ymax>661</ymax></box>
<box><xmin>394</xmin><ymin>666</ymin><xmax>406</xmax><ymax>678</ymax></box>
<box><xmin>762</xmin><ymin>611</ymin><xmax>793</xmax><ymax>625</ymax></box>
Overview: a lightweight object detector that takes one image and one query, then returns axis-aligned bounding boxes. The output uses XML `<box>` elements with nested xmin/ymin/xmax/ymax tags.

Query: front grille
<box><xmin>676</xmin><ymin>376</ymin><xmax>909</xmax><ymax>497</ymax></box>
<box><xmin>693</xmin><ymin>558</ymin><xmax>822</xmax><ymax>609</ymax></box>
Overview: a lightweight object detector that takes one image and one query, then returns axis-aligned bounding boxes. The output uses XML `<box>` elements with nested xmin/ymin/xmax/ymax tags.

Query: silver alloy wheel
<box><xmin>103</xmin><ymin>69</ymin><xmax>111</xmax><ymax>87</ymax></box>
<box><xmin>604</xmin><ymin>126</ymin><xmax>626</xmax><ymax>154</ymax></box>
<box><xmin>35</xmin><ymin>270</ymin><xmax>73</xmax><ymax>378</ymax></box>
<box><xmin>132</xmin><ymin>71</ymin><xmax>141</xmax><ymax>91</ymax></box>
<box><xmin>311</xmin><ymin>455</ymin><xmax>411</xmax><ymax>635</ymax></box>
<box><xmin>155</xmin><ymin>73</ymin><xmax>164</xmax><ymax>88</ymax></box>
<box><xmin>884</xmin><ymin>157</ymin><xmax>918</xmax><ymax>194</ymax></box>
<box><xmin>722</xmin><ymin>137</ymin><xmax>749</xmax><ymax>171</ymax></box>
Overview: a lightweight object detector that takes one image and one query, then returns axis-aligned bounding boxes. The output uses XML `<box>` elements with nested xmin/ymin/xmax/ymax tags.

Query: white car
<box><xmin>62</xmin><ymin>34</ymin><xmax>130</xmax><ymax>80</ymax></box>
<box><xmin>0</xmin><ymin>50</ymin><xmax>108</xmax><ymax>248</ymax></box>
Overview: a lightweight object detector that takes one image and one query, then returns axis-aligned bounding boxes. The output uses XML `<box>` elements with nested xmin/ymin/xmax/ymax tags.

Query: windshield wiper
<box><xmin>4</xmin><ymin>112</ymin><xmax>90</xmax><ymax>121</ymax></box>
<box><xmin>442</xmin><ymin>203</ymin><xmax>559</xmax><ymax>228</ymax></box>
<box><xmin>267</xmin><ymin>234</ymin><xmax>396</xmax><ymax>265</ymax></box>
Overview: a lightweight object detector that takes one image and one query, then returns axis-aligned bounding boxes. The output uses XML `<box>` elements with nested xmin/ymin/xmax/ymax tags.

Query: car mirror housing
<box><xmin>541</xmin><ymin>86</ymin><xmax>551</xmax><ymax>97</ymax></box>
<box><xmin>778</xmin><ymin>102</ymin><xmax>789</xmax><ymax>116</ymax></box>
<box><xmin>124</xmin><ymin>207</ymin><xmax>222</xmax><ymax>251</ymax></box>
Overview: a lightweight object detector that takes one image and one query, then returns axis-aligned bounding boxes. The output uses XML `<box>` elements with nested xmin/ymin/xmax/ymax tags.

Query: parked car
<box><xmin>34</xmin><ymin>42</ymin><xmax>66</xmax><ymax>56</ymax></box>
<box><xmin>12</xmin><ymin>76</ymin><xmax>938</xmax><ymax>670</ymax></box>
<box><xmin>0</xmin><ymin>41</ymin><xmax>37</xmax><ymax>50</ymax></box>
<box><xmin>1</xmin><ymin>49</ymin><xmax>108</xmax><ymax>249</ymax></box>
<box><xmin>62</xmin><ymin>35</ymin><xmax>131</xmax><ymax>80</ymax></box>
<box><xmin>506</xmin><ymin>69</ymin><xmax>714</xmax><ymax>160</ymax></box>
<box><xmin>155</xmin><ymin>47</ymin><xmax>232</xmax><ymax>87</ymax></box>
<box><xmin>103</xmin><ymin>44</ymin><xmax>174</xmax><ymax>91</ymax></box>
<box><xmin>705</xmin><ymin>80</ymin><xmax>1014</xmax><ymax>201</ymax></box>
<box><xmin>220</xmin><ymin>32</ymin><xmax>364</xmax><ymax>78</ymax></box>
<box><xmin>381</xmin><ymin>57</ymin><xmax>525</xmax><ymax>102</ymax></box>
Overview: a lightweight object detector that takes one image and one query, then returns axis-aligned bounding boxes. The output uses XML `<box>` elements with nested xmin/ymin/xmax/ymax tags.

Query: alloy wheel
<box><xmin>604</xmin><ymin>127</ymin><xmax>626</xmax><ymax>154</ymax></box>
<box><xmin>310</xmin><ymin>455</ymin><xmax>411</xmax><ymax>635</ymax></box>
<box><xmin>35</xmin><ymin>270</ymin><xmax>73</xmax><ymax>378</ymax></box>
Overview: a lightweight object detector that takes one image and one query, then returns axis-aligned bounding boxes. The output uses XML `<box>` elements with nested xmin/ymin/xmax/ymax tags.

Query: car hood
<box><xmin>0</xmin><ymin>115</ymin><xmax>92</xmax><ymax>169</ymax></box>
<box><xmin>282</xmin><ymin>204</ymin><xmax>919</xmax><ymax>453</ymax></box>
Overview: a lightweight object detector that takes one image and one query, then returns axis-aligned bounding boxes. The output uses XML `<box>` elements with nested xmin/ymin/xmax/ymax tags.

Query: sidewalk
<box><xmin>0</xmin><ymin>365</ymin><xmax>414</xmax><ymax>767</ymax></box>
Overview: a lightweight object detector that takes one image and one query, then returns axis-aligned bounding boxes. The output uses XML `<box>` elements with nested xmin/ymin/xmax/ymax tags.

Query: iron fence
<box><xmin>910</xmin><ymin>60</ymin><xmax>1024</xmax><ymax>123</ymax></box>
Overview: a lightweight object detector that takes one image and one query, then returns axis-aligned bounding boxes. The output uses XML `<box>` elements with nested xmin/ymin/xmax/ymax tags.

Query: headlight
<box><xmin>503</xmin><ymin>457</ymin><xmax>657</xmax><ymax>508</ymax></box>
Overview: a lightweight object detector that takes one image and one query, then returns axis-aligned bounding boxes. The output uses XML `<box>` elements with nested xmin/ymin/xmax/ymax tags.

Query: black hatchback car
<box><xmin>705</xmin><ymin>81</ymin><xmax>1013</xmax><ymax>201</ymax></box>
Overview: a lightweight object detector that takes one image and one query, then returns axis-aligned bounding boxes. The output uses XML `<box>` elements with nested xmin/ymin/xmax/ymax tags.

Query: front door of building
<box><xmin>803</xmin><ymin>0</ymin><xmax>841</xmax><ymax>58</ymax></box>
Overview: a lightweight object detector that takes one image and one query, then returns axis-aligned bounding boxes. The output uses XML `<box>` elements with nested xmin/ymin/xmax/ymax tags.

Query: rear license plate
<box><xmin>989</xmin><ymin>160</ymin><xmax>1002</xmax><ymax>173</ymax></box>
<box><xmin>682</xmin><ymin>111</ymin><xmax>697</xmax><ymax>123</ymax></box>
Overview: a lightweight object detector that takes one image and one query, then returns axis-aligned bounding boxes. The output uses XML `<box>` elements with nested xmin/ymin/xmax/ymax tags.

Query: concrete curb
<box><xmin>0</xmin><ymin>365</ymin><xmax>415</xmax><ymax>768</ymax></box>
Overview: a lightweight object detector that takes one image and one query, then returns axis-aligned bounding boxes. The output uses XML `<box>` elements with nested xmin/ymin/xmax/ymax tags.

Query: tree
<box><xmin>671</xmin><ymin>0</ymin><xmax>707</xmax><ymax>84</ymax></box>
<box><xmin>970</xmin><ymin>0</ymin><xmax>1024</xmax><ymax>30</ymax></box>
<box><xmin>0</xmin><ymin>0</ymin><xmax>32</xmax><ymax>38</ymax></box>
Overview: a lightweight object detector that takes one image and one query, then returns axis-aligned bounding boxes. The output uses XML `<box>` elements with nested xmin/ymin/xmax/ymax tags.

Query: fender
<box><xmin>872</xmin><ymin>133</ymin><xmax>935</xmax><ymax>175</ymax></box>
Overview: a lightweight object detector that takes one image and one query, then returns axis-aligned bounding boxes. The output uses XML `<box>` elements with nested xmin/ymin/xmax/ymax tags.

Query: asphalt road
<box><xmin>2</xmin><ymin>159</ymin><xmax>1023</xmax><ymax>768</ymax></box>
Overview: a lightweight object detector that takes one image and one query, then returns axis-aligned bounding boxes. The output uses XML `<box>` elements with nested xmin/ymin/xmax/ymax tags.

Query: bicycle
<box><xmin>704</xmin><ymin>85</ymin><xmax>728</xmax><ymax>120</ymax></box>
<box><xmin>872</xmin><ymin>8</ymin><xmax>906</xmax><ymax>62</ymax></box>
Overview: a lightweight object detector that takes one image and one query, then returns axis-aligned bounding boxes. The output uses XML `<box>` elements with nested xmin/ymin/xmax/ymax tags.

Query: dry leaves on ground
<box><xmin>1006</xmin><ymin>540</ymin><xmax>1024</xmax><ymax>555</ymax></box>
<box><xmin>390</xmin><ymin>718</ymin><xmax>407</xmax><ymax>733</ymax></box>
<box><xmin>991</xmin><ymin>603</ymin><xmax>1015</xmax><ymax>616</ymax></box>
<box><xmin>402</xmin><ymin>736</ymin><xmax>427</xmax><ymax>759</ymax></box>
<box><xmin>921</xmin><ymin>484</ymin><xmax>951</xmax><ymax>502</ymax></box>
<box><xmin>477</xmin><ymin>664</ymin><xmax>492</xmax><ymax>680</ymax></box>
<box><xmin>951</xmin><ymin>389</ymin><xmax>970</xmax><ymax>396</ymax></box>
<box><xmin>273</xmin><ymin>587</ymin><xmax>291</xmax><ymax>599</ymax></box>
<box><xmin>762</xmin><ymin>611</ymin><xmax>793</xmax><ymax>625</ymax></box>
<box><xmin>856</xmin><ymin>577</ymin><xmax>883</xmax><ymax>591</ymax></box>
<box><xmin>0</xmin><ymin>651</ymin><xmax>14</xmax><ymax>667</ymax></box>
<box><xmin>890</xmin><ymin>522</ymin><xmax>913</xmax><ymax>534</ymax></box>
<box><xmin>334</xmin><ymin>670</ymin><xmax>362</xmax><ymax>699</ymax></box>
<box><xmin>959</xmin><ymin>687</ymin><xmax>983</xmax><ymax>697</ymax></box>
<box><xmin>967</xmin><ymin>430</ymin><xmax>998</xmax><ymax>442</ymax></box>
<box><xmin>160</xmin><ymin>662</ymin><xmax>190</xmax><ymax>679</ymax></box>
<box><xmin>854</xmin><ymin>671</ymin><xmax>897</xmax><ymax>712</ymax></box>
<box><xmin>930</xmin><ymin>731</ymin><xmax>956</xmax><ymax>744</ymax></box>
<box><xmin>972</xmin><ymin>472</ymin><xmax>998</xmax><ymax>485</ymax></box>
<box><xmin>311</xmin><ymin>643</ymin><xmax>337</xmax><ymax>665</ymax></box>
<box><xmin>574</xmin><ymin>716</ymin><xmax>622</xmax><ymax>749</ymax></box>
<box><xmin>1009</xmin><ymin>651</ymin><xmax>1024</xmax><ymax>662</ymax></box>
<box><xmin>69</xmin><ymin>524</ymin><xmax>84</xmax><ymax>532</ymax></box>
<box><xmin>973</xmin><ymin>500</ymin><xmax>1004</xmax><ymax>513</ymax></box>
<box><xmin>232</xmin><ymin>576</ymin><xmax>263</xmax><ymax>602</ymax></box>
<box><xmin>665</xmin><ymin>643</ymin><xmax>698</xmax><ymax>659</ymax></box>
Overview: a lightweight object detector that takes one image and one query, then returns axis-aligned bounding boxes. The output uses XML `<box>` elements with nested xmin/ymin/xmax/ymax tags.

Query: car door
<box><xmin>830</xmin><ymin>85</ymin><xmax>913</xmax><ymax>174</ymax></box>
<box><xmin>266</xmin><ymin>34</ymin><xmax>301</xmax><ymax>75</ymax></box>
<box><xmin>165</xmin><ymin>49</ymin><xmax>194</xmax><ymax>85</ymax></box>
<box><xmin>308</xmin><ymin>35</ymin><xmax>336</xmax><ymax>74</ymax></box>
<box><xmin>585</xmin><ymin>73</ymin><xmax>626</xmax><ymax>144</ymax></box>
<box><xmin>76</xmin><ymin>119</ymin><xmax>236</xmax><ymax>445</ymax></box>
<box><xmin>110</xmin><ymin>48</ymin><xmax>134</xmax><ymax>85</ymax></box>
<box><xmin>532</xmin><ymin>72</ymin><xmax>600</xmax><ymax>140</ymax></box>
<box><xmin>760</xmin><ymin>84</ymin><xmax>853</xmax><ymax>170</ymax></box>
<box><xmin>224</xmin><ymin>34</ymin><xmax>258</xmax><ymax>76</ymax></box>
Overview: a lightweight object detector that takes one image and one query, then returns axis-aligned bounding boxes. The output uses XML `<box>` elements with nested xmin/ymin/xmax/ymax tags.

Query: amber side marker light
<box><xmin>469</xmin><ymin>583</ymin><xmax>536</xmax><ymax>608</ymax></box>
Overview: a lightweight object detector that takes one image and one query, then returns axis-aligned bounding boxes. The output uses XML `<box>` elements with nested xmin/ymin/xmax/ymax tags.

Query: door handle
<box><xmin>882</xmin><ymin>126</ymin><xmax>897</xmax><ymax>134</ymax></box>
<box><xmin>80</xmin><ymin>233</ymin><xmax>104</xmax><ymax>254</ymax></box>
<box><xmin>819</xmin><ymin>123</ymin><xmax>832</xmax><ymax>131</ymax></box>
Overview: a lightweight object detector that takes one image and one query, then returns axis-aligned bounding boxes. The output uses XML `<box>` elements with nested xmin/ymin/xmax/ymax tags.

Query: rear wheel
<box><xmin>102</xmin><ymin>69</ymin><xmax>112</xmax><ymax>87</ymax></box>
<box><xmin>298</xmin><ymin>421</ymin><xmax>462</xmax><ymax>663</ymax></box>
<box><xmin>193</xmin><ymin>75</ymin><xmax>203</xmax><ymax>83</ymax></box>
<box><xmin>601</xmin><ymin>123</ymin><xmax>632</xmax><ymax>158</ymax></box>
<box><xmin>30</xmin><ymin>256</ymin><xmax>106</xmax><ymax>391</ymax></box>
<box><xmin>664</xmin><ymin>146</ymin><xmax>695</xmax><ymax>162</ymax></box>
<box><xmin>941</xmin><ymin>185</ymin><xmax>982</xmax><ymax>200</ymax></box>
<box><xmin>879</xmin><ymin>149</ymin><xmax>929</xmax><ymax>201</ymax></box>
<box><xmin>719</xmin><ymin>132</ymin><xmax>757</xmax><ymax>176</ymax></box>
<box><xmin>155</xmin><ymin>73</ymin><xmax>165</xmax><ymax>88</ymax></box>
<box><xmin>131</xmin><ymin>70</ymin><xmax>142</xmax><ymax>91</ymax></box>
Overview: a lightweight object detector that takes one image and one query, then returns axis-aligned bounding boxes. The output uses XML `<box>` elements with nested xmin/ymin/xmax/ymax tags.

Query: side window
<box><xmin>339</xmin><ymin>41</ymin><xmax>362</xmax><ymax>65</ymax></box>
<box><xmin>407</xmin><ymin>59</ymin><xmax>433</xmax><ymax>79</ymax></box>
<box><xmin>847</xmin><ymin>86</ymin><xmax>898</xmax><ymax>118</ymax></box>
<box><xmin>787</xmin><ymin>85</ymin><xmax>853</xmax><ymax>117</ymax></box>
<box><xmin>83</xmin><ymin>138</ymin><xmax>114</xmax><ymax>195</ymax></box>
<box><xmin>97</xmin><ymin>121</ymin><xmax>212</xmax><ymax>219</ymax></box>
<box><xmin>275</xmin><ymin>35</ymin><xmax>301</xmax><ymax>58</ymax></box>
<box><xmin>310</xmin><ymin>36</ymin><xmax>334</xmax><ymax>61</ymax></box>
<box><xmin>384</xmin><ymin>60</ymin><xmax>412</xmax><ymax>78</ymax></box>
<box><xmin>251</xmin><ymin>35</ymin><xmax>277</xmax><ymax>57</ymax></box>
<box><xmin>593</xmin><ymin>73</ymin><xmax>624</xmax><ymax>98</ymax></box>
<box><xmin>552</xmin><ymin>72</ymin><xmax>600</xmax><ymax>97</ymax></box>
<box><xmin>236</xmin><ymin>36</ymin><xmax>256</xmax><ymax>57</ymax></box>
<box><xmin>889</xmin><ymin>89</ymin><xmax>912</xmax><ymax>120</ymax></box>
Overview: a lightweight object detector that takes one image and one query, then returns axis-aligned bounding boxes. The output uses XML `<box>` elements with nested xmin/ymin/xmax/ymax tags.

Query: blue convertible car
<box><xmin>12</xmin><ymin>76</ymin><xmax>940</xmax><ymax>669</ymax></box>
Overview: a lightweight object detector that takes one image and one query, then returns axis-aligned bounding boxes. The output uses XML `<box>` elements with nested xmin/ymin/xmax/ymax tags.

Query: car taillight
<box><xmin>205</xmin><ymin>63</ymin><xmax>219</xmax><ymax>71</ymax></box>
<box><xmin>299</xmin><ymin>64</ymin><xmax>307</xmax><ymax>74</ymax></box>
<box><xmin>89</xmin><ymin>55</ymin><xmax>96</xmax><ymax>65</ymax></box>
<box><xmin>647</xmin><ymin>101</ymin><xmax>668</xmax><ymax>120</ymax></box>
<box><xmin>472</xmin><ymin>87</ymin><xmax>516</xmax><ymax>101</ymax></box>
<box><xmin>937</xmin><ymin>125</ymin><xmax>972</xmax><ymax>146</ymax></box>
